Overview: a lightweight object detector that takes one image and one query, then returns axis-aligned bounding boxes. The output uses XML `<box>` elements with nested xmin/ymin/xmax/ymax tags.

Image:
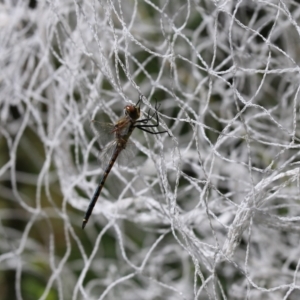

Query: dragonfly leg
<box><xmin>136</xmin><ymin>94</ymin><xmax>143</xmax><ymax>107</ymax></box>
<box><xmin>136</xmin><ymin>126</ymin><xmax>168</xmax><ymax>135</ymax></box>
<box><xmin>135</xmin><ymin>99</ymin><xmax>170</xmax><ymax>135</ymax></box>
<box><xmin>136</xmin><ymin>111</ymin><xmax>169</xmax><ymax>135</ymax></box>
<box><xmin>136</xmin><ymin>109</ymin><xmax>161</xmax><ymax>128</ymax></box>
<box><xmin>135</xmin><ymin>108</ymin><xmax>156</xmax><ymax>124</ymax></box>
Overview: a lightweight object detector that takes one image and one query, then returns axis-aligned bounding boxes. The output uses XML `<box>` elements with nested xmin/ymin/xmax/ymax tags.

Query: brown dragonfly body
<box><xmin>82</xmin><ymin>97</ymin><xmax>168</xmax><ymax>229</ymax></box>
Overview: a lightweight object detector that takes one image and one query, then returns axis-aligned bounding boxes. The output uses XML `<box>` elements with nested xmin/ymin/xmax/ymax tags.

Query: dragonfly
<box><xmin>82</xmin><ymin>96</ymin><xmax>169</xmax><ymax>229</ymax></box>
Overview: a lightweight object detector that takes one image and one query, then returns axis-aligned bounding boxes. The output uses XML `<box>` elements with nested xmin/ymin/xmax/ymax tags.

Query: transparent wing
<box><xmin>98</xmin><ymin>140</ymin><xmax>137</xmax><ymax>170</ymax></box>
<box><xmin>98</xmin><ymin>141</ymin><xmax>118</xmax><ymax>170</ymax></box>
<box><xmin>90</xmin><ymin>120</ymin><xmax>115</xmax><ymax>147</ymax></box>
<box><xmin>117</xmin><ymin>140</ymin><xmax>137</xmax><ymax>167</ymax></box>
<box><xmin>90</xmin><ymin>117</ymin><xmax>132</xmax><ymax>147</ymax></box>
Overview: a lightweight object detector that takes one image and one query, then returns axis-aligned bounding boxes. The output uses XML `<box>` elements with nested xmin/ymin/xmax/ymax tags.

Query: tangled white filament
<box><xmin>1</xmin><ymin>1</ymin><xmax>300</xmax><ymax>299</ymax></box>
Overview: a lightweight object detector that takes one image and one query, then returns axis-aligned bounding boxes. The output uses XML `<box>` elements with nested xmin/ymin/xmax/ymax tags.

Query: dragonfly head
<box><xmin>124</xmin><ymin>103</ymin><xmax>141</xmax><ymax>121</ymax></box>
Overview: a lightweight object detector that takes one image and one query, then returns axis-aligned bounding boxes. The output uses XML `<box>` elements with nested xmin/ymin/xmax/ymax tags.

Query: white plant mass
<box><xmin>1</xmin><ymin>1</ymin><xmax>300</xmax><ymax>299</ymax></box>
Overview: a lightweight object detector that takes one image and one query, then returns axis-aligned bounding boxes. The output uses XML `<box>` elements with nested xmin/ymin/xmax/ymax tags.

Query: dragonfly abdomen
<box><xmin>82</xmin><ymin>144</ymin><xmax>123</xmax><ymax>229</ymax></box>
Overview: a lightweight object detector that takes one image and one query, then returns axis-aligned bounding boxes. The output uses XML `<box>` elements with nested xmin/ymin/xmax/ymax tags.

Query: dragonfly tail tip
<box><xmin>82</xmin><ymin>219</ymin><xmax>87</xmax><ymax>229</ymax></box>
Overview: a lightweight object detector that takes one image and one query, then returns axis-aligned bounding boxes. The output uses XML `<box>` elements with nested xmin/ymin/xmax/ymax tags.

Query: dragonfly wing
<box><xmin>90</xmin><ymin>120</ymin><xmax>115</xmax><ymax>147</ymax></box>
<box><xmin>92</xmin><ymin>116</ymin><xmax>137</xmax><ymax>169</ymax></box>
<box><xmin>98</xmin><ymin>141</ymin><xmax>118</xmax><ymax>170</ymax></box>
<box><xmin>97</xmin><ymin>140</ymin><xmax>137</xmax><ymax>169</ymax></box>
<box><xmin>116</xmin><ymin>141</ymin><xmax>137</xmax><ymax>167</ymax></box>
